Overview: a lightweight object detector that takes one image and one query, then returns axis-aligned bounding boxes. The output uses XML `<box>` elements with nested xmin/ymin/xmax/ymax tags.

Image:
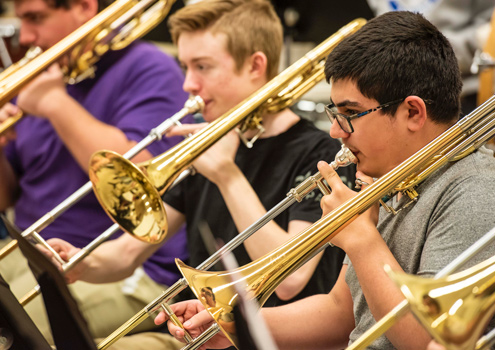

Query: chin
<box><xmin>356</xmin><ymin>164</ymin><xmax>379</xmax><ymax>178</ymax></box>
<box><xmin>202</xmin><ymin>112</ymin><xmax>218</xmax><ymax>123</ymax></box>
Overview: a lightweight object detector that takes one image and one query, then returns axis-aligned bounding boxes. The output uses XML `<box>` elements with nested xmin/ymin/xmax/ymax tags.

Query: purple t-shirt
<box><xmin>5</xmin><ymin>41</ymin><xmax>190</xmax><ymax>286</ymax></box>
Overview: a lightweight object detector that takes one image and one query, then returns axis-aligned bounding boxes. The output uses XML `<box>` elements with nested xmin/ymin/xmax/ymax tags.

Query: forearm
<box><xmin>215</xmin><ymin>164</ymin><xmax>296</xmax><ymax>258</ymax></box>
<box><xmin>263</xmin><ymin>288</ymin><xmax>353</xmax><ymax>349</ymax></box>
<box><xmin>77</xmin><ymin>234</ymin><xmax>160</xmax><ymax>283</ymax></box>
<box><xmin>77</xmin><ymin>206</ymin><xmax>185</xmax><ymax>284</ymax></box>
<box><xmin>345</xmin><ymin>231</ymin><xmax>431</xmax><ymax>349</ymax></box>
<box><xmin>0</xmin><ymin>151</ymin><xmax>18</xmax><ymax>210</ymax></box>
<box><xmin>43</xmin><ymin>92</ymin><xmax>152</xmax><ymax>171</ymax></box>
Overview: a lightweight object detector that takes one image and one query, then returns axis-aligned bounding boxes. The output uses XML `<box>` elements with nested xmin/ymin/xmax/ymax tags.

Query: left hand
<box><xmin>17</xmin><ymin>64</ymin><xmax>67</xmax><ymax>118</ymax></box>
<box><xmin>167</xmin><ymin>124</ymin><xmax>240</xmax><ymax>184</ymax></box>
<box><xmin>192</xmin><ymin>130</ymin><xmax>240</xmax><ymax>184</ymax></box>
<box><xmin>317</xmin><ymin>161</ymin><xmax>379</xmax><ymax>250</ymax></box>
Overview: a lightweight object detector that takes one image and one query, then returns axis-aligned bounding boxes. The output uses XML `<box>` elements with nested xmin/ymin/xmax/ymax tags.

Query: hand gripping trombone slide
<box><xmin>12</xmin><ymin>95</ymin><xmax>205</xmax><ymax>306</ymax></box>
<box><xmin>161</xmin><ymin>92</ymin><xmax>495</xmax><ymax>350</ymax></box>
<box><xmin>96</xmin><ymin>145</ymin><xmax>356</xmax><ymax>349</ymax></box>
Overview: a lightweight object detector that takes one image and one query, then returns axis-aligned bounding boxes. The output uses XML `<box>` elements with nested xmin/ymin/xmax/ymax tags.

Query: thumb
<box><xmin>318</xmin><ymin>160</ymin><xmax>343</xmax><ymax>189</ymax></box>
<box><xmin>354</xmin><ymin>171</ymin><xmax>374</xmax><ymax>190</ymax></box>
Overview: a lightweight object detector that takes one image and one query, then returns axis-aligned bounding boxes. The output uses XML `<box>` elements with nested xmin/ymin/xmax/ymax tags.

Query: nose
<box><xmin>329</xmin><ymin>119</ymin><xmax>350</xmax><ymax>140</ymax></box>
<box><xmin>19</xmin><ymin>24</ymin><xmax>37</xmax><ymax>47</ymax></box>
<box><xmin>182</xmin><ymin>70</ymin><xmax>200</xmax><ymax>95</ymax></box>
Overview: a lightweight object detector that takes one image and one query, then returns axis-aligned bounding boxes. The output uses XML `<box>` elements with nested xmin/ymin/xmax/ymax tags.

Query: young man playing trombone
<box><xmin>47</xmin><ymin>0</ymin><xmax>355</xmax><ymax>347</ymax></box>
<box><xmin>161</xmin><ymin>11</ymin><xmax>495</xmax><ymax>350</ymax></box>
<box><xmin>0</xmin><ymin>0</ymin><xmax>189</xmax><ymax>343</ymax></box>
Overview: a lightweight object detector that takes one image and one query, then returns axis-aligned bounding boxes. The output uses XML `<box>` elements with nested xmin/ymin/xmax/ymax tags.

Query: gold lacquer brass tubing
<box><xmin>0</xmin><ymin>110</ymin><xmax>23</xmax><ymax>137</ymax></box>
<box><xmin>0</xmin><ymin>0</ymin><xmax>134</xmax><ymax>105</ymax></box>
<box><xmin>385</xmin><ymin>257</ymin><xmax>495</xmax><ymax>350</ymax></box>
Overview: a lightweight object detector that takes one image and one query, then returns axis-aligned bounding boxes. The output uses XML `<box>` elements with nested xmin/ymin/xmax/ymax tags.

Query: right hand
<box><xmin>0</xmin><ymin>103</ymin><xmax>19</xmax><ymax>147</ymax></box>
<box><xmin>45</xmin><ymin>238</ymin><xmax>84</xmax><ymax>283</ymax></box>
<box><xmin>154</xmin><ymin>300</ymin><xmax>232</xmax><ymax>350</ymax></box>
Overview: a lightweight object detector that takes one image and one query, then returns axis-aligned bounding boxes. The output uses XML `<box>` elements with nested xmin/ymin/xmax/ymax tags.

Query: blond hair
<box><xmin>168</xmin><ymin>0</ymin><xmax>283</xmax><ymax>79</ymax></box>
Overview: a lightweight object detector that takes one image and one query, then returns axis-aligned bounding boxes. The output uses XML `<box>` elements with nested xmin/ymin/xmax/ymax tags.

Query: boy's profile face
<box><xmin>177</xmin><ymin>29</ymin><xmax>260</xmax><ymax>122</ymax></box>
<box><xmin>328</xmin><ymin>79</ymin><xmax>410</xmax><ymax>178</ymax></box>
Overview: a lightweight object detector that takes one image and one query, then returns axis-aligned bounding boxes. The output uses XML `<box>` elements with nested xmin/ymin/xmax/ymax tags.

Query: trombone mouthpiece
<box><xmin>331</xmin><ymin>145</ymin><xmax>357</xmax><ymax>170</ymax></box>
<box><xmin>185</xmin><ymin>95</ymin><xmax>205</xmax><ymax>113</ymax></box>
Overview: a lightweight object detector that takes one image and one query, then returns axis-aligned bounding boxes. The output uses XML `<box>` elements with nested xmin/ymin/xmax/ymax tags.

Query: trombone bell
<box><xmin>88</xmin><ymin>150</ymin><xmax>167</xmax><ymax>243</ymax></box>
<box><xmin>386</xmin><ymin>256</ymin><xmax>495</xmax><ymax>350</ymax></box>
<box><xmin>176</xmin><ymin>259</ymin><xmax>240</xmax><ymax>347</ymax></box>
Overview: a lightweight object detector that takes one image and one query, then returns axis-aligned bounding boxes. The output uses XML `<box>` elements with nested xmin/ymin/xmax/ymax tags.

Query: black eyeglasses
<box><xmin>324</xmin><ymin>98</ymin><xmax>432</xmax><ymax>133</ymax></box>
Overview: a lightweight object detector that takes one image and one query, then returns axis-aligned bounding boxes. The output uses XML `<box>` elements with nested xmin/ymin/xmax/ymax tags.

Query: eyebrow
<box><xmin>18</xmin><ymin>11</ymin><xmax>40</xmax><ymax>18</ymax></box>
<box><xmin>329</xmin><ymin>98</ymin><xmax>363</xmax><ymax>108</ymax></box>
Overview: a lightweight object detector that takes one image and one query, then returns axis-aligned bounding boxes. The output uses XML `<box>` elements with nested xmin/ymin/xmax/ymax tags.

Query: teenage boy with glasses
<box><xmin>161</xmin><ymin>11</ymin><xmax>495</xmax><ymax>350</ymax></box>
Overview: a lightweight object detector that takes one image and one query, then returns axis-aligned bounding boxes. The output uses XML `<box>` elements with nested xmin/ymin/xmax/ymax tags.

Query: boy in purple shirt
<box><xmin>0</xmin><ymin>0</ymin><xmax>189</xmax><ymax>344</ymax></box>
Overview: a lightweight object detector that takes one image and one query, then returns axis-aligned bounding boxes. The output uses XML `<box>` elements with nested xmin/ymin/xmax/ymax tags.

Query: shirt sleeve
<box><xmin>419</xmin><ymin>171</ymin><xmax>495</xmax><ymax>277</ymax></box>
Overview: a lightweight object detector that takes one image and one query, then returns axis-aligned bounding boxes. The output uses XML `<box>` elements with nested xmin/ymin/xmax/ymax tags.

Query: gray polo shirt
<box><xmin>345</xmin><ymin>147</ymin><xmax>495</xmax><ymax>349</ymax></box>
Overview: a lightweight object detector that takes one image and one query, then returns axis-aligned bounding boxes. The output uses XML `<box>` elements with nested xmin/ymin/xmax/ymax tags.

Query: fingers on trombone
<box><xmin>34</xmin><ymin>243</ymin><xmax>64</xmax><ymax>272</ymax></box>
<box><xmin>0</xmin><ymin>103</ymin><xmax>19</xmax><ymax>121</ymax></box>
<box><xmin>0</xmin><ymin>103</ymin><xmax>19</xmax><ymax>144</ymax></box>
<box><xmin>317</xmin><ymin>160</ymin><xmax>342</xmax><ymax>188</ymax></box>
<box><xmin>46</xmin><ymin>238</ymin><xmax>74</xmax><ymax>261</ymax></box>
<box><xmin>159</xmin><ymin>303</ymin><xmax>194</xmax><ymax>343</ymax></box>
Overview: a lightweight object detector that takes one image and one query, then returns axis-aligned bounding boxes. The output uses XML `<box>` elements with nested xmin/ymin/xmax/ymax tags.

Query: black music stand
<box><xmin>1</xmin><ymin>216</ymin><xmax>97</xmax><ymax>350</ymax></box>
<box><xmin>0</xmin><ymin>272</ymin><xmax>52</xmax><ymax>350</ymax></box>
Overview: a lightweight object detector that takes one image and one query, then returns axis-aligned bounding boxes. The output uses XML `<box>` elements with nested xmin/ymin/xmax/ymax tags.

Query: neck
<box><xmin>254</xmin><ymin>108</ymin><xmax>300</xmax><ymax>138</ymax></box>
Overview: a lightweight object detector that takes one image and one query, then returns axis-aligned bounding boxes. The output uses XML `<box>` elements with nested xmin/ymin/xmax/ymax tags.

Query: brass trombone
<box><xmin>0</xmin><ymin>0</ymin><xmax>181</xmax><ymax>258</ymax></box>
<box><xmin>165</xmin><ymin>92</ymin><xmax>495</xmax><ymax>349</ymax></box>
<box><xmin>94</xmin><ymin>19</ymin><xmax>366</xmax><ymax>350</ymax></box>
<box><xmin>386</xmin><ymin>252</ymin><xmax>495</xmax><ymax>350</ymax></box>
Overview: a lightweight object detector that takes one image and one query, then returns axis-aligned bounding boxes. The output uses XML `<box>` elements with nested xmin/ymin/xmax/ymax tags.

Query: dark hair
<box><xmin>324</xmin><ymin>11</ymin><xmax>462</xmax><ymax>124</ymax></box>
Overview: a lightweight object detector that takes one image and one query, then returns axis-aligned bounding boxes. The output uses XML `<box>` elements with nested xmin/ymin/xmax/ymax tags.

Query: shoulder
<box><xmin>419</xmin><ymin>147</ymin><xmax>495</xmax><ymax>215</ymax></box>
<box><xmin>113</xmin><ymin>41</ymin><xmax>182</xmax><ymax>75</ymax></box>
<box><xmin>439</xmin><ymin>147</ymin><xmax>495</xmax><ymax>189</ymax></box>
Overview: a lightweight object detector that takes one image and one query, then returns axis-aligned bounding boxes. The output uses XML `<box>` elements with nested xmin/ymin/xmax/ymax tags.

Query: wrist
<box><xmin>338</xmin><ymin>221</ymin><xmax>380</xmax><ymax>253</ymax></box>
<box><xmin>37</xmin><ymin>89</ymin><xmax>71</xmax><ymax>118</ymax></box>
<box><xmin>210</xmin><ymin>162</ymin><xmax>241</xmax><ymax>187</ymax></box>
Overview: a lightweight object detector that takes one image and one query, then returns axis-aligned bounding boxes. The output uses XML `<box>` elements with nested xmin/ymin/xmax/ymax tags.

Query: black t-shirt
<box><xmin>165</xmin><ymin>118</ymin><xmax>356</xmax><ymax>306</ymax></box>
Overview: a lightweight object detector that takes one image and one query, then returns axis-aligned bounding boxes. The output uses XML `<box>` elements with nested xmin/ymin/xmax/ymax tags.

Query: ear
<box><xmin>403</xmin><ymin>96</ymin><xmax>428</xmax><ymax>132</ymax></box>
<box><xmin>71</xmin><ymin>0</ymin><xmax>98</xmax><ymax>24</ymax></box>
<box><xmin>247</xmin><ymin>51</ymin><xmax>268</xmax><ymax>81</ymax></box>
